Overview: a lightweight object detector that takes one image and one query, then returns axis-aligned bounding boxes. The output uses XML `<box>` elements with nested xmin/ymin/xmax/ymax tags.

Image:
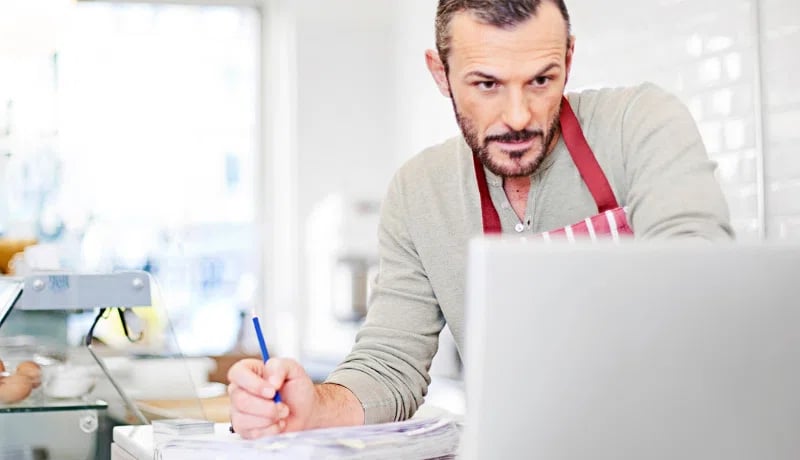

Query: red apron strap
<box><xmin>473</xmin><ymin>153</ymin><xmax>502</xmax><ymax>234</ymax></box>
<box><xmin>559</xmin><ymin>96</ymin><xmax>619</xmax><ymax>213</ymax></box>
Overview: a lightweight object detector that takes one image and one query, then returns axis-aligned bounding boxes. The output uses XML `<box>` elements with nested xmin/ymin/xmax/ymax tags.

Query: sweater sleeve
<box><xmin>325</xmin><ymin>169</ymin><xmax>445</xmax><ymax>424</ymax></box>
<box><xmin>621</xmin><ymin>84</ymin><xmax>735</xmax><ymax>240</ymax></box>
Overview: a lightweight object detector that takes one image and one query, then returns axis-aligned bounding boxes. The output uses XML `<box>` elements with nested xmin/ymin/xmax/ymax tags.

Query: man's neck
<box><xmin>503</xmin><ymin>176</ymin><xmax>531</xmax><ymax>221</ymax></box>
<box><xmin>501</xmin><ymin>127</ymin><xmax>562</xmax><ymax>221</ymax></box>
<box><xmin>504</xmin><ymin>176</ymin><xmax>531</xmax><ymax>193</ymax></box>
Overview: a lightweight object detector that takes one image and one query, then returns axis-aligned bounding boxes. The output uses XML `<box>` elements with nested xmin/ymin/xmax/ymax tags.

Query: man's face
<box><xmin>432</xmin><ymin>4</ymin><xmax>573</xmax><ymax>178</ymax></box>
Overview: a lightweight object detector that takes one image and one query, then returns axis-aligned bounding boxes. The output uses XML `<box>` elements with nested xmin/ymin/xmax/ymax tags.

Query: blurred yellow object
<box><xmin>0</xmin><ymin>238</ymin><xmax>37</xmax><ymax>274</ymax></box>
<box><xmin>93</xmin><ymin>277</ymin><xmax>167</xmax><ymax>349</ymax></box>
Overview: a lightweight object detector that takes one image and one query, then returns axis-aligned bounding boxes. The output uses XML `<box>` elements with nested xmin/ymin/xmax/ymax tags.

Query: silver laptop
<box><xmin>461</xmin><ymin>240</ymin><xmax>800</xmax><ymax>459</ymax></box>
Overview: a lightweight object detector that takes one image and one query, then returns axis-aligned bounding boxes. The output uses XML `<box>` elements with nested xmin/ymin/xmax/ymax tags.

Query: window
<box><xmin>1</xmin><ymin>1</ymin><xmax>262</xmax><ymax>355</ymax></box>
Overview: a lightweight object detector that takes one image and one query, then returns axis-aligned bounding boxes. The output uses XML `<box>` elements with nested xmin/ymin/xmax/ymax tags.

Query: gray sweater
<box><xmin>326</xmin><ymin>83</ymin><xmax>734</xmax><ymax>424</ymax></box>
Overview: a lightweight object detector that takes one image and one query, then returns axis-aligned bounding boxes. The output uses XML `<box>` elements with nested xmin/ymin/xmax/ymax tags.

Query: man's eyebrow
<box><xmin>535</xmin><ymin>62</ymin><xmax>562</xmax><ymax>76</ymax></box>
<box><xmin>463</xmin><ymin>63</ymin><xmax>563</xmax><ymax>81</ymax></box>
<box><xmin>464</xmin><ymin>70</ymin><xmax>498</xmax><ymax>80</ymax></box>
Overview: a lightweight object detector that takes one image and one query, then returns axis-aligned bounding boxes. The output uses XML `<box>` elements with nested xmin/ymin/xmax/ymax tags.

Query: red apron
<box><xmin>474</xmin><ymin>96</ymin><xmax>634</xmax><ymax>241</ymax></box>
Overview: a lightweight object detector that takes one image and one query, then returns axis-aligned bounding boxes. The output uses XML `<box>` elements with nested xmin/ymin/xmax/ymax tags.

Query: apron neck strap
<box><xmin>473</xmin><ymin>153</ymin><xmax>502</xmax><ymax>234</ymax></box>
<box><xmin>559</xmin><ymin>96</ymin><xmax>619</xmax><ymax>213</ymax></box>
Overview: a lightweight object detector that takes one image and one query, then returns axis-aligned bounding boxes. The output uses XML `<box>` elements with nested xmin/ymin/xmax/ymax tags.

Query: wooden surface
<box><xmin>136</xmin><ymin>395</ymin><xmax>231</xmax><ymax>423</ymax></box>
<box><xmin>208</xmin><ymin>354</ymin><xmax>259</xmax><ymax>384</ymax></box>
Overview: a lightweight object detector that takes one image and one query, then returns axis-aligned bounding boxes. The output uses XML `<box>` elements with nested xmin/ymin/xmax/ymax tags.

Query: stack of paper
<box><xmin>155</xmin><ymin>417</ymin><xmax>460</xmax><ymax>460</ymax></box>
<box><xmin>153</xmin><ymin>419</ymin><xmax>215</xmax><ymax>436</ymax></box>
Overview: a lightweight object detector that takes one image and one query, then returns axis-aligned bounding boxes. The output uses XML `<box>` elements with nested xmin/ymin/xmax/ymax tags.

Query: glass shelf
<box><xmin>0</xmin><ymin>394</ymin><xmax>107</xmax><ymax>414</ymax></box>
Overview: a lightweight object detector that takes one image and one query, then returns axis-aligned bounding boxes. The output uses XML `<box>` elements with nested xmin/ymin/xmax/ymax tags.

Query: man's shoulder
<box><xmin>395</xmin><ymin>135</ymin><xmax>468</xmax><ymax>181</ymax></box>
<box><xmin>567</xmin><ymin>82</ymin><xmax>684</xmax><ymax>127</ymax></box>
<box><xmin>568</xmin><ymin>82</ymin><xmax>675</xmax><ymax>106</ymax></box>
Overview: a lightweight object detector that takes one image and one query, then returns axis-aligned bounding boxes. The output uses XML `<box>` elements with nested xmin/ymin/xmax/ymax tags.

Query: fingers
<box><xmin>263</xmin><ymin>357</ymin><xmax>307</xmax><ymax>391</ymax></box>
<box><xmin>228</xmin><ymin>358</ymin><xmax>306</xmax><ymax>398</ymax></box>
<box><xmin>228</xmin><ymin>371</ymin><xmax>292</xmax><ymax>438</ymax></box>
<box><xmin>231</xmin><ymin>401</ymin><xmax>288</xmax><ymax>440</ymax></box>
<box><xmin>238</xmin><ymin>420</ymin><xmax>286</xmax><ymax>440</ymax></box>
<box><xmin>227</xmin><ymin>357</ymin><xmax>307</xmax><ymax>438</ymax></box>
<box><xmin>227</xmin><ymin>359</ymin><xmax>276</xmax><ymax>398</ymax></box>
<box><xmin>230</xmin><ymin>386</ymin><xmax>289</xmax><ymax>419</ymax></box>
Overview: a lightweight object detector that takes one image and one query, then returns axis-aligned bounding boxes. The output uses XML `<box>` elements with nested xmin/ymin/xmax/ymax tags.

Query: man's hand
<box><xmin>227</xmin><ymin>357</ymin><xmax>315</xmax><ymax>439</ymax></box>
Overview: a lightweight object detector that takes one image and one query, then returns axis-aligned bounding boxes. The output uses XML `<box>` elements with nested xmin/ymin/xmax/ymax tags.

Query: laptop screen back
<box><xmin>462</xmin><ymin>241</ymin><xmax>800</xmax><ymax>460</ymax></box>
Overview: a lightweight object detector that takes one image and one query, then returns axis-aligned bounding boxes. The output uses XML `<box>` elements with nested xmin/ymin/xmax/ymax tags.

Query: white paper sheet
<box><xmin>155</xmin><ymin>417</ymin><xmax>460</xmax><ymax>460</ymax></box>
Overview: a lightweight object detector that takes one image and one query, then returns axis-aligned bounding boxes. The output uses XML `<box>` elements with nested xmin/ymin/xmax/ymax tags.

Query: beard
<box><xmin>453</xmin><ymin>99</ymin><xmax>560</xmax><ymax>178</ymax></box>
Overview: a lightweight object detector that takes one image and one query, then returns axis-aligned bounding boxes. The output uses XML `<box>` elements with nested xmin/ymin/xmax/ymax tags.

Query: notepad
<box><xmin>155</xmin><ymin>417</ymin><xmax>460</xmax><ymax>460</ymax></box>
<box><xmin>153</xmin><ymin>419</ymin><xmax>215</xmax><ymax>436</ymax></box>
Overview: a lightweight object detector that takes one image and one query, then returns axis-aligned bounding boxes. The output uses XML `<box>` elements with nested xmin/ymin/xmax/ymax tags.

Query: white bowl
<box><xmin>42</xmin><ymin>365</ymin><xmax>96</xmax><ymax>399</ymax></box>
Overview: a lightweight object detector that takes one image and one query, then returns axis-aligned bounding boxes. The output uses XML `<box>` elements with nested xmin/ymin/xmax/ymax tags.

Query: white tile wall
<box><xmin>568</xmin><ymin>0</ymin><xmax>800</xmax><ymax>240</ymax></box>
<box><xmin>762</xmin><ymin>0</ymin><xmax>800</xmax><ymax>238</ymax></box>
<box><xmin>569</xmin><ymin>0</ymin><xmax>766</xmax><ymax>238</ymax></box>
<box><xmin>771</xmin><ymin>217</ymin><xmax>800</xmax><ymax>239</ymax></box>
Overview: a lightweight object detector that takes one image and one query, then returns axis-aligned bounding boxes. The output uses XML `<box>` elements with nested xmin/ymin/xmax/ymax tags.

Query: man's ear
<box><xmin>565</xmin><ymin>35</ymin><xmax>576</xmax><ymax>85</ymax></box>
<box><xmin>425</xmin><ymin>49</ymin><xmax>451</xmax><ymax>97</ymax></box>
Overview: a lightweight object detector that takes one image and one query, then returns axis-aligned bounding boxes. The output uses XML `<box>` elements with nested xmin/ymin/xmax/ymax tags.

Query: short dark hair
<box><xmin>435</xmin><ymin>0</ymin><xmax>572</xmax><ymax>72</ymax></box>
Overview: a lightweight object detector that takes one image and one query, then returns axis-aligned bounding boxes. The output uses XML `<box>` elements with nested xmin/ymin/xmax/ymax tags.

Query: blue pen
<box><xmin>252</xmin><ymin>314</ymin><xmax>282</xmax><ymax>403</ymax></box>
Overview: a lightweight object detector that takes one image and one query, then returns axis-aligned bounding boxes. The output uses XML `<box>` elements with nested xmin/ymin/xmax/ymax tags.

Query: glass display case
<box><xmin>0</xmin><ymin>271</ymin><xmax>210</xmax><ymax>460</ymax></box>
<box><xmin>0</xmin><ymin>396</ymin><xmax>109</xmax><ymax>459</ymax></box>
<box><xmin>0</xmin><ymin>396</ymin><xmax>107</xmax><ymax>415</ymax></box>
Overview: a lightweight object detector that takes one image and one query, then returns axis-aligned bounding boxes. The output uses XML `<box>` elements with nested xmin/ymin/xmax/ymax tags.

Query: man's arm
<box><xmin>324</xmin><ymin>166</ymin><xmax>447</xmax><ymax>424</ymax></box>
<box><xmin>621</xmin><ymin>84</ymin><xmax>735</xmax><ymax>240</ymax></box>
<box><xmin>307</xmin><ymin>383</ymin><xmax>365</xmax><ymax>428</ymax></box>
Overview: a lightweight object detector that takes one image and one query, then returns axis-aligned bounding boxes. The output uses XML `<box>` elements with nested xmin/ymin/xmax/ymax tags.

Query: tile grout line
<box><xmin>751</xmin><ymin>0</ymin><xmax>769</xmax><ymax>239</ymax></box>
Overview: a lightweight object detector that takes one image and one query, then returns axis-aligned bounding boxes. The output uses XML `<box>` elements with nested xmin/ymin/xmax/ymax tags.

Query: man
<box><xmin>227</xmin><ymin>0</ymin><xmax>733</xmax><ymax>439</ymax></box>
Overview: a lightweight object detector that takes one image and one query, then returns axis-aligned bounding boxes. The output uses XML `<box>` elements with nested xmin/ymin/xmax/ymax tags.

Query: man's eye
<box><xmin>476</xmin><ymin>81</ymin><xmax>497</xmax><ymax>91</ymax></box>
<box><xmin>533</xmin><ymin>76</ymin><xmax>551</xmax><ymax>87</ymax></box>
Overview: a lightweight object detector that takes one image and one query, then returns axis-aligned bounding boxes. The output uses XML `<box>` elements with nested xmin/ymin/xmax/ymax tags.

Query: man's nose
<box><xmin>501</xmin><ymin>90</ymin><xmax>533</xmax><ymax>131</ymax></box>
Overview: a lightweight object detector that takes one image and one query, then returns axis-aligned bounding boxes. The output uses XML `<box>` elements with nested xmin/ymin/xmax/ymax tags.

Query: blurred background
<box><xmin>0</xmin><ymin>0</ymin><xmax>797</xmax><ymax>431</ymax></box>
